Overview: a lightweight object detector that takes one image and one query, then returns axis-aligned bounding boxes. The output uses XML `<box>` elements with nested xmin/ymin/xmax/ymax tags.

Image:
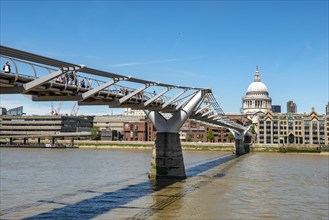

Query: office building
<box><xmin>272</xmin><ymin>105</ymin><xmax>281</xmax><ymax>113</ymax></box>
<box><xmin>0</xmin><ymin>106</ymin><xmax>25</xmax><ymax>116</ymax></box>
<box><xmin>287</xmin><ymin>101</ymin><xmax>297</xmax><ymax>113</ymax></box>
<box><xmin>0</xmin><ymin>115</ymin><xmax>94</xmax><ymax>137</ymax></box>
<box><xmin>256</xmin><ymin>107</ymin><xmax>328</xmax><ymax>145</ymax></box>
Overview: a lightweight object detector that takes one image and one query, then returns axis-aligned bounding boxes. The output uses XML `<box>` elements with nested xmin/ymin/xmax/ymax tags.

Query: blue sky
<box><xmin>0</xmin><ymin>1</ymin><xmax>328</xmax><ymax>115</ymax></box>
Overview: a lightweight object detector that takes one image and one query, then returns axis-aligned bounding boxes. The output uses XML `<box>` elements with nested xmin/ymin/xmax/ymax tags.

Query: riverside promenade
<box><xmin>36</xmin><ymin>140</ymin><xmax>329</xmax><ymax>154</ymax></box>
<box><xmin>1</xmin><ymin>139</ymin><xmax>328</xmax><ymax>154</ymax></box>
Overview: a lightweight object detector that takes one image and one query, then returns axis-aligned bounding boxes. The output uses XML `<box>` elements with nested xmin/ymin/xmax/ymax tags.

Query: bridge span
<box><xmin>0</xmin><ymin>45</ymin><xmax>251</xmax><ymax>179</ymax></box>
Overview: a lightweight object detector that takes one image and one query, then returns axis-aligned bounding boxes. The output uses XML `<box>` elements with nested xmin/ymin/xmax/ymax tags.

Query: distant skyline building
<box><xmin>326</xmin><ymin>102</ymin><xmax>329</xmax><ymax>116</ymax></box>
<box><xmin>287</xmin><ymin>101</ymin><xmax>297</xmax><ymax>113</ymax></box>
<box><xmin>0</xmin><ymin>107</ymin><xmax>7</xmax><ymax>115</ymax></box>
<box><xmin>124</xmin><ymin>108</ymin><xmax>146</xmax><ymax>116</ymax></box>
<box><xmin>242</xmin><ymin>66</ymin><xmax>272</xmax><ymax>115</ymax></box>
<box><xmin>272</xmin><ymin>105</ymin><xmax>281</xmax><ymax>113</ymax></box>
<box><xmin>0</xmin><ymin>106</ymin><xmax>25</xmax><ymax>116</ymax></box>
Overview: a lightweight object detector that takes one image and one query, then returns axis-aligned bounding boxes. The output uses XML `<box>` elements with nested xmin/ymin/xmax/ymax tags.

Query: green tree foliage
<box><xmin>250</xmin><ymin>124</ymin><xmax>256</xmax><ymax>134</ymax></box>
<box><xmin>186</xmin><ymin>136</ymin><xmax>193</xmax><ymax>142</ymax></box>
<box><xmin>91</xmin><ymin>126</ymin><xmax>100</xmax><ymax>140</ymax></box>
<box><xmin>227</xmin><ymin>132</ymin><xmax>234</xmax><ymax>142</ymax></box>
<box><xmin>206</xmin><ymin>130</ymin><xmax>215</xmax><ymax>142</ymax></box>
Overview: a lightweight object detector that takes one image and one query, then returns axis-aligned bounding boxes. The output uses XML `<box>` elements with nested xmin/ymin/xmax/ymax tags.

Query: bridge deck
<box><xmin>0</xmin><ymin>45</ymin><xmax>247</xmax><ymax>133</ymax></box>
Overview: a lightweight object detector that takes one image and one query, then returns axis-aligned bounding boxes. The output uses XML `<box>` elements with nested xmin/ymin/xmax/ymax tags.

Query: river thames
<box><xmin>0</xmin><ymin>148</ymin><xmax>328</xmax><ymax>219</ymax></box>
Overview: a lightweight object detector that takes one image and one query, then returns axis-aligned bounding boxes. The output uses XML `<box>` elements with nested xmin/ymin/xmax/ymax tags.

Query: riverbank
<box><xmin>1</xmin><ymin>140</ymin><xmax>328</xmax><ymax>154</ymax></box>
<box><xmin>63</xmin><ymin>140</ymin><xmax>329</xmax><ymax>154</ymax></box>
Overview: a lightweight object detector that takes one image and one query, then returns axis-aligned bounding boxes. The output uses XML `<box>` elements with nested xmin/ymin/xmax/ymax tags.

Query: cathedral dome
<box><xmin>246</xmin><ymin>66</ymin><xmax>269</xmax><ymax>94</ymax></box>
<box><xmin>242</xmin><ymin>66</ymin><xmax>272</xmax><ymax>114</ymax></box>
<box><xmin>247</xmin><ymin>81</ymin><xmax>268</xmax><ymax>94</ymax></box>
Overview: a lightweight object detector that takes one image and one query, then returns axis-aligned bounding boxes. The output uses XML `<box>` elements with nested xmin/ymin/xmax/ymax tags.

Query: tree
<box><xmin>250</xmin><ymin>124</ymin><xmax>256</xmax><ymax>134</ymax></box>
<box><xmin>186</xmin><ymin>136</ymin><xmax>193</xmax><ymax>142</ymax></box>
<box><xmin>227</xmin><ymin>133</ymin><xmax>234</xmax><ymax>143</ymax></box>
<box><xmin>91</xmin><ymin>126</ymin><xmax>100</xmax><ymax>140</ymax></box>
<box><xmin>206</xmin><ymin>130</ymin><xmax>215</xmax><ymax>142</ymax></box>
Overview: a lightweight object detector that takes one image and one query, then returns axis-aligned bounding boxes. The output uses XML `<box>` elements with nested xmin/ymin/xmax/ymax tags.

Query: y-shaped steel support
<box><xmin>145</xmin><ymin>90</ymin><xmax>204</xmax><ymax>180</ymax></box>
<box><xmin>229</xmin><ymin>126</ymin><xmax>251</xmax><ymax>156</ymax></box>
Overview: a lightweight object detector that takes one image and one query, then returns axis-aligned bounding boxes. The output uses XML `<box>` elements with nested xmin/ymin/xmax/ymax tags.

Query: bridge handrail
<box><xmin>1</xmin><ymin>45</ymin><xmax>247</xmax><ymax>132</ymax></box>
<box><xmin>1</xmin><ymin>50</ymin><xmax>194</xmax><ymax>107</ymax></box>
<box><xmin>0</xmin><ymin>45</ymin><xmax>203</xmax><ymax>91</ymax></box>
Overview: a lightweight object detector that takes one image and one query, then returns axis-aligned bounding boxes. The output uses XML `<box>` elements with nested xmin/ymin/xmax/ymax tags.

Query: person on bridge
<box><xmin>80</xmin><ymin>79</ymin><xmax>86</xmax><ymax>88</ymax></box>
<box><xmin>3</xmin><ymin>61</ymin><xmax>11</xmax><ymax>73</ymax></box>
<box><xmin>87</xmin><ymin>78</ymin><xmax>92</xmax><ymax>89</ymax></box>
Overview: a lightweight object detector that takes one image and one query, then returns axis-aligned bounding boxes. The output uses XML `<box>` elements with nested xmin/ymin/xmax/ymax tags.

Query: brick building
<box><xmin>123</xmin><ymin>114</ymin><xmax>249</xmax><ymax>143</ymax></box>
<box><xmin>123</xmin><ymin>119</ymin><xmax>156</xmax><ymax>141</ymax></box>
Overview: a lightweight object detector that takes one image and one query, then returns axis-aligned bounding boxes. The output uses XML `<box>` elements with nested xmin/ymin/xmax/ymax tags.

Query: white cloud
<box><xmin>110</xmin><ymin>58</ymin><xmax>179</xmax><ymax>67</ymax></box>
<box><xmin>0</xmin><ymin>95</ymin><xmax>124</xmax><ymax>116</ymax></box>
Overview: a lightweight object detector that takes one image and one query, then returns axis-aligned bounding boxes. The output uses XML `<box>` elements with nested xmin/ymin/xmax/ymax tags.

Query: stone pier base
<box><xmin>149</xmin><ymin>132</ymin><xmax>186</xmax><ymax>180</ymax></box>
<box><xmin>235</xmin><ymin>139</ymin><xmax>246</xmax><ymax>156</ymax></box>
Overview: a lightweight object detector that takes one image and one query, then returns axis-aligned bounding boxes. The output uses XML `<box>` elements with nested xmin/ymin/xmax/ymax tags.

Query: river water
<box><xmin>0</xmin><ymin>148</ymin><xmax>328</xmax><ymax>219</ymax></box>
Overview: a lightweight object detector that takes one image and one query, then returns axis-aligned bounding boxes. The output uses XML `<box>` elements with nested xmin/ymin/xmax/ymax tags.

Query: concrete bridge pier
<box><xmin>234</xmin><ymin>139</ymin><xmax>245</xmax><ymax>156</ymax></box>
<box><xmin>145</xmin><ymin>91</ymin><xmax>204</xmax><ymax>180</ymax></box>
<box><xmin>150</xmin><ymin>132</ymin><xmax>185</xmax><ymax>179</ymax></box>
<box><xmin>229</xmin><ymin>126</ymin><xmax>251</xmax><ymax>156</ymax></box>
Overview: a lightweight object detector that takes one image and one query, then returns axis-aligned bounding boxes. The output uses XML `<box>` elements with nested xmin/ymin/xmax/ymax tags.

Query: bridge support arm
<box><xmin>22</xmin><ymin>65</ymin><xmax>83</xmax><ymax>93</ymax></box>
<box><xmin>229</xmin><ymin>126</ymin><xmax>251</xmax><ymax>156</ymax></box>
<box><xmin>81</xmin><ymin>79</ymin><xmax>118</xmax><ymax>101</ymax></box>
<box><xmin>145</xmin><ymin>90</ymin><xmax>204</xmax><ymax>180</ymax></box>
<box><xmin>23</xmin><ymin>69</ymin><xmax>64</xmax><ymax>93</ymax></box>
<box><xmin>162</xmin><ymin>89</ymin><xmax>187</xmax><ymax>108</ymax></box>
<box><xmin>144</xmin><ymin>88</ymin><xmax>170</xmax><ymax>106</ymax></box>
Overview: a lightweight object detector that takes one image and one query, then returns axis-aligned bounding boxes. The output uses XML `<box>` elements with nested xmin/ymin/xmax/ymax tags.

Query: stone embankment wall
<box><xmin>56</xmin><ymin>140</ymin><xmax>328</xmax><ymax>153</ymax></box>
<box><xmin>61</xmin><ymin>140</ymin><xmax>235</xmax><ymax>151</ymax></box>
<box><xmin>2</xmin><ymin>138</ymin><xmax>328</xmax><ymax>153</ymax></box>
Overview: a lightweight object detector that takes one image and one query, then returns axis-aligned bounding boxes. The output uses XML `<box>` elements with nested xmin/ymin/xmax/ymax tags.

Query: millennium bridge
<box><xmin>0</xmin><ymin>45</ymin><xmax>251</xmax><ymax>179</ymax></box>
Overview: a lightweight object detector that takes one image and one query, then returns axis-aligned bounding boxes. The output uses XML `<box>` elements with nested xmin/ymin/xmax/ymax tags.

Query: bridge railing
<box><xmin>1</xmin><ymin>45</ymin><xmax>248</xmax><ymax>134</ymax></box>
<box><xmin>2</xmin><ymin>55</ymin><xmax>225</xmax><ymax>117</ymax></box>
<box><xmin>1</xmin><ymin>55</ymin><xmax>186</xmax><ymax>107</ymax></box>
<box><xmin>1</xmin><ymin>55</ymin><xmax>57</xmax><ymax>80</ymax></box>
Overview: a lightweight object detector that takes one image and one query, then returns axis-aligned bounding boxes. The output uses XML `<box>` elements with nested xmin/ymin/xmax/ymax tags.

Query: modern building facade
<box><xmin>242</xmin><ymin>66</ymin><xmax>272</xmax><ymax>115</ymax></box>
<box><xmin>256</xmin><ymin>108</ymin><xmax>328</xmax><ymax>145</ymax></box>
<box><xmin>124</xmin><ymin>108</ymin><xmax>146</xmax><ymax>116</ymax></box>
<box><xmin>272</xmin><ymin>105</ymin><xmax>281</xmax><ymax>113</ymax></box>
<box><xmin>0</xmin><ymin>107</ymin><xmax>6</xmax><ymax>115</ymax></box>
<box><xmin>0</xmin><ymin>115</ymin><xmax>94</xmax><ymax>137</ymax></box>
<box><xmin>0</xmin><ymin>106</ymin><xmax>24</xmax><ymax>116</ymax></box>
<box><xmin>287</xmin><ymin>101</ymin><xmax>297</xmax><ymax>113</ymax></box>
<box><xmin>93</xmin><ymin>115</ymin><xmax>145</xmax><ymax>132</ymax></box>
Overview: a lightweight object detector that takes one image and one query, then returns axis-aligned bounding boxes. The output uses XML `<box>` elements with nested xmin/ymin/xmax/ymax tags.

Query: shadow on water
<box><xmin>23</xmin><ymin>154</ymin><xmax>235</xmax><ymax>220</ymax></box>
